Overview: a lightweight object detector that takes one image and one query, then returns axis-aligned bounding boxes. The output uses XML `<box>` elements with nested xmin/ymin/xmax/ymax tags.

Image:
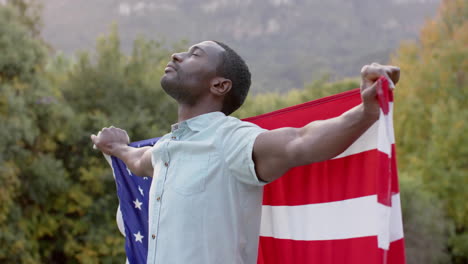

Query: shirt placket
<box><xmin>148</xmin><ymin>137</ymin><xmax>172</xmax><ymax>263</ymax></box>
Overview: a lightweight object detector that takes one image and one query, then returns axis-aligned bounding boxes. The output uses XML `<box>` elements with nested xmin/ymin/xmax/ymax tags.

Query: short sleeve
<box><xmin>220</xmin><ymin>117</ymin><xmax>268</xmax><ymax>186</ymax></box>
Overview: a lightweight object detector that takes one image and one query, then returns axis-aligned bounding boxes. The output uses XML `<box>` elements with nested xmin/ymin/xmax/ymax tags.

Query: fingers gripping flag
<box><xmin>105</xmin><ymin>77</ymin><xmax>405</xmax><ymax>264</ymax></box>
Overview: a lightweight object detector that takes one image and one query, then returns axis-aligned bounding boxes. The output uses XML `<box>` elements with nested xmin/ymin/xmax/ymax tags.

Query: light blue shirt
<box><xmin>147</xmin><ymin>112</ymin><xmax>268</xmax><ymax>264</ymax></box>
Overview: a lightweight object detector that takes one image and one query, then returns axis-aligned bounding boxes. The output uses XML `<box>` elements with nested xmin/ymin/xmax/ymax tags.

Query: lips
<box><xmin>165</xmin><ymin>63</ymin><xmax>177</xmax><ymax>73</ymax></box>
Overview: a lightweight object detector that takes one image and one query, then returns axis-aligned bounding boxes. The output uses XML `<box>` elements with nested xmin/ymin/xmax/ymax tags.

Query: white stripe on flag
<box><xmin>260</xmin><ymin>194</ymin><xmax>403</xmax><ymax>249</ymax></box>
<box><xmin>389</xmin><ymin>194</ymin><xmax>404</xmax><ymax>242</ymax></box>
<box><xmin>333</xmin><ymin>110</ymin><xmax>394</xmax><ymax>160</ymax></box>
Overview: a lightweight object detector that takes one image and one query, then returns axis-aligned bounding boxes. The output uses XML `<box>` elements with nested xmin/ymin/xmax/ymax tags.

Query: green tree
<box><xmin>1</xmin><ymin>1</ymin><xmax>178</xmax><ymax>262</ymax></box>
<box><xmin>41</xmin><ymin>26</ymin><xmax>178</xmax><ymax>263</ymax></box>
<box><xmin>391</xmin><ymin>0</ymin><xmax>468</xmax><ymax>262</ymax></box>
<box><xmin>0</xmin><ymin>3</ymin><xmax>68</xmax><ymax>263</ymax></box>
<box><xmin>5</xmin><ymin>0</ymin><xmax>43</xmax><ymax>37</ymax></box>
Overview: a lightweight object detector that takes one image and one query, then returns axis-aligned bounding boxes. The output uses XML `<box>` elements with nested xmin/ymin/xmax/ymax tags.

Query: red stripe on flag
<box><xmin>377</xmin><ymin>152</ymin><xmax>392</xmax><ymax>206</ymax></box>
<box><xmin>258</xmin><ymin>236</ymin><xmax>404</xmax><ymax>264</ymax></box>
<box><xmin>387</xmin><ymin>239</ymin><xmax>406</xmax><ymax>264</ymax></box>
<box><xmin>377</xmin><ymin>76</ymin><xmax>391</xmax><ymax>115</ymax></box>
<box><xmin>245</xmin><ymin>89</ymin><xmax>362</xmax><ymax>129</ymax></box>
<box><xmin>391</xmin><ymin>145</ymin><xmax>400</xmax><ymax>193</ymax></box>
<box><xmin>262</xmin><ymin>149</ymin><xmax>396</xmax><ymax>206</ymax></box>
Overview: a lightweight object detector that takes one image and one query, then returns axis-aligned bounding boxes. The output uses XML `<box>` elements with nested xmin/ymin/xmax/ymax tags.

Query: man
<box><xmin>91</xmin><ymin>40</ymin><xmax>400</xmax><ymax>264</ymax></box>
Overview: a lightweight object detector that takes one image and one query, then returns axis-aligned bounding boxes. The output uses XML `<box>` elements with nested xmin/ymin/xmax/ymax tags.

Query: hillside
<box><xmin>41</xmin><ymin>0</ymin><xmax>440</xmax><ymax>92</ymax></box>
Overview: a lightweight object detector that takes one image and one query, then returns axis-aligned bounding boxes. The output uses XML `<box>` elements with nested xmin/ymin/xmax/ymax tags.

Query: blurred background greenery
<box><xmin>0</xmin><ymin>0</ymin><xmax>466</xmax><ymax>263</ymax></box>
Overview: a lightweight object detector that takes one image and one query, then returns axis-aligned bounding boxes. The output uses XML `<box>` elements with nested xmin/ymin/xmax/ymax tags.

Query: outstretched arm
<box><xmin>253</xmin><ymin>63</ymin><xmax>400</xmax><ymax>182</ymax></box>
<box><xmin>91</xmin><ymin>127</ymin><xmax>154</xmax><ymax>177</ymax></box>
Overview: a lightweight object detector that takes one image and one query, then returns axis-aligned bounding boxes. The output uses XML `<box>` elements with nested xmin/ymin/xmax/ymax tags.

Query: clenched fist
<box><xmin>360</xmin><ymin>63</ymin><xmax>400</xmax><ymax>117</ymax></box>
<box><xmin>91</xmin><ymin>126</ymin><xmax>130</xmax><ymax>156</ymax></box>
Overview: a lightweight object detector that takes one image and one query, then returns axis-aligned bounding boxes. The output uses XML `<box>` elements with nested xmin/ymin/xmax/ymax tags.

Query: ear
<box><xmin>210</xmin><ymin>77</ymin><xmax>232</xmax><ymax>97</ymax></box>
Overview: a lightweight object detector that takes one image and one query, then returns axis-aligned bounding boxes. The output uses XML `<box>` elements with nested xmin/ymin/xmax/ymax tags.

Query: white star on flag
<box><xmin>143</xmin><ymin>177</ymin><xmax>149</xmax><ymax>180</ymax></box>
<box><xmin>126</xmin><ymin>166</ymin><xmax>132</xmax><ymax>176</ymax></box>
<box><xmin>138</xmin><ymin>185</ymin><xmax>144</xmax><ymax>196</ymax></box>
<box><xmin>134</xmin><ymin>231</ymin><xmax>144</xmax><ymax>243</ymax></box>
<box><xmin>133</xmin><ymin>198</ymin><xmax>143</xmax><ymax>210</ymax></box>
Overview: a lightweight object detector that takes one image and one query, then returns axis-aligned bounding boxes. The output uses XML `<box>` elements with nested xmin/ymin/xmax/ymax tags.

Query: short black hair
<box><xmin>213</xmin><ymin>41</ymin><xmax>251</xmax><ymax>115</ymax></box>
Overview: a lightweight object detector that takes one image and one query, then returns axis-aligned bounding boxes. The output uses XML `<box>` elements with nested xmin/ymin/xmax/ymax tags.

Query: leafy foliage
<box><xmin>0</xmin><ymin>3</ymin><xmax>177</xmax><ymax>262</ymax></box>
<box><xmin>390</xmin><ymin>0</ymin><xmax>467</xmax><ymax>262</ymax></box>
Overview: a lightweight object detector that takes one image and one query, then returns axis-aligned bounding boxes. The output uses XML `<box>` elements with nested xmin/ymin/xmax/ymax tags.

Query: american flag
<box><xmin>105</xmin><ymin>138</ymin><xmax>157</xmax><ymax>264</ymax></box>
<box><xmin>105</xmin><ymin>77</ymin><xmax>405</xmax><ymax>264</ymax></box>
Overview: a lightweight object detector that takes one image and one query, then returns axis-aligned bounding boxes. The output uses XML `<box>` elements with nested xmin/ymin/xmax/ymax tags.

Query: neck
<box><xmin>177</xmin><ymin>97</ymin><xmax>223</xmax><ymax>122</ymax></box>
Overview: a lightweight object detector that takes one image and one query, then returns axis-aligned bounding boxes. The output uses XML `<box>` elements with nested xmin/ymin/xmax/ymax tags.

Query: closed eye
<box><xmin>188</xmin><ymin>46</ymin><xmax>205</xmax><ymax>57</ymax></box>
<box><xmin>191</xmin><ymin>51</ymin><xmax>202</xmax><ymax>57</ymax></box>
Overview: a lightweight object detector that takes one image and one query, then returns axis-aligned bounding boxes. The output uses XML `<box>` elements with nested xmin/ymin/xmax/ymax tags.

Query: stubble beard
<box><xmin>160</xmin><ymin>74</ymin><xmax>197</xmax><ymax>106</ymax></box>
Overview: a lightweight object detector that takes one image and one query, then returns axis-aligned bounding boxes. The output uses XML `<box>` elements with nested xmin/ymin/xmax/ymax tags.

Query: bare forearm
<box><xmin>293</xmin><ymin>104</ymin><xmax>377</xmax><ymax>166</ymax></box>
<box><xmin>254</xmin><ymin>64</ymin><xmax>399</xmax><ymax>183</ymax></box>
<box><xmin>113</xmin><ymin>145</ymin><xmax>153</xmax><ymax>176</ymax></box>
<box><xmin>91</xmin><ymin>126</ymin><xmax>154</xmax><ymax>176</ymax></box>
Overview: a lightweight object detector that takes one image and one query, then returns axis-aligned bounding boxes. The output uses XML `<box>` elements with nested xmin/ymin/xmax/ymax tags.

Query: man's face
<box><xmin>160</xmin><ymin>41</ymin><xmax>225</xmax><ymax>105</ymax></box>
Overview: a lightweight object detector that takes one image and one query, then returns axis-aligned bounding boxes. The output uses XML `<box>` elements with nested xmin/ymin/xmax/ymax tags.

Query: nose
<box><xmin>171</xmin><ymin>52</ymin><xmax>183</xmax><ymax>62</ymax></box>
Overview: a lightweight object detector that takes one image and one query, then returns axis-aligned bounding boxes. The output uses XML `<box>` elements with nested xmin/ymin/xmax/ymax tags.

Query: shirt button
<box><xmin>152</xmin><ymin>234</ymin><xmax>156</xmax><ymax>239</ymax></box>
<box><xmin>164</xmin><ymin>162</ymin><xmax>169</xmax><ymax>167</ymax></box>
<box><xmin>156</xmin><ymin>197</ymin><xmax>161</xmax><ymax>201</ymax></box>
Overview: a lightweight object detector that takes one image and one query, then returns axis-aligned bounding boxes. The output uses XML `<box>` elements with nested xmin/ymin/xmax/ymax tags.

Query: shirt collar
<box><xmin>171</xmin><ymin>112</ymin><xmax>225</xmax><ymax>133</ymax></box>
